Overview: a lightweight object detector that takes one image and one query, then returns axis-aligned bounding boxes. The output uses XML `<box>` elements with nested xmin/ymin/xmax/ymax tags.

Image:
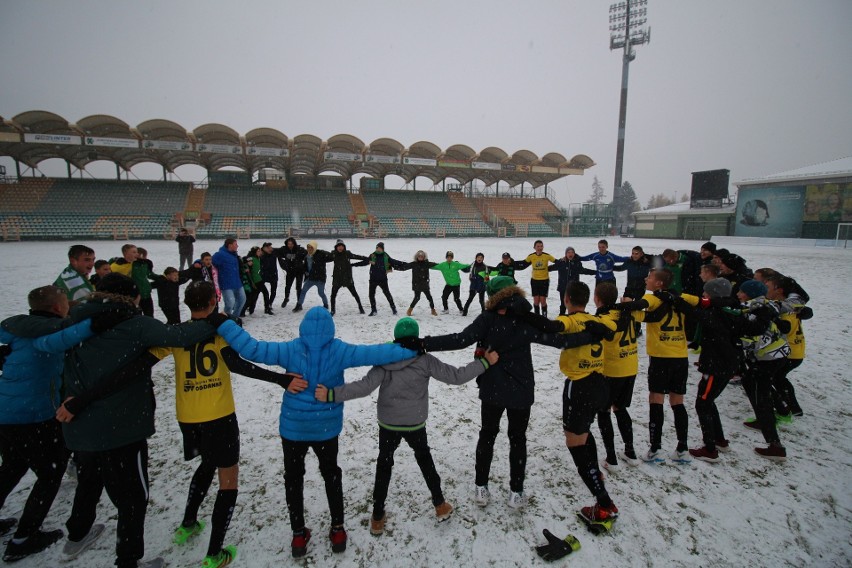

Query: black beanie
<box><xmin>97</xmin><ymin>273</ymin><xmax>140</xmax><ymax>298</ymax></box>
<box><xmin>701</xmin><ymin>241</ymin><xmax>717</xmax><ymax>254</ymax></box>
<box><xmin>376</xmin><ymin>242</ymin><xmax>385</xmax><ymax>250</ymax></box>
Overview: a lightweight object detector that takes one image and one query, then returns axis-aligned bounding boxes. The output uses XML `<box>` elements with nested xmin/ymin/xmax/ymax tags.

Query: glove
<box><xmin>653</xmin><ymin>290</ymin><xmax>676</xmax><ymax>304</ymax></box>
<box><xmin>474</xmin><ymin>342</ymin><xmax>486</xmax><ymax>358</ymax></box>
<box><xmin>205</xmin><ymin>312</ymin><xmax>231</xmax><ymax>328</ymax></box>
<box><xmin>705</xmin><ymin>296</ymin><xmax>739</xmax><ymax>309</ymax></box>
<box><xmin>775</xmin><ymin>318</ymin><xmax>791</xmax><ymax>334</ymax></box>
<box><xmin>797</xmin><ymin>306</ymin><xmax>813</xmax><ymax>320</ymax></box>
<box><xmin>90</xmin><ymin>307</ymin><xmax>134</xmax><ymax>333</ymax></box>
<box><xmin>535</xmin><ymin>529</ymin><xmax>581</xmax><ymax>561</ymax></box>
<box><xmin>583</xmin><ymin>320</ymin><xmax>615</xmax><ymax>341</ymax></box>
<box><xmin>394</xmin><ymin>336</ymin><xmax>425</xmax><ymax>354</ymax></box>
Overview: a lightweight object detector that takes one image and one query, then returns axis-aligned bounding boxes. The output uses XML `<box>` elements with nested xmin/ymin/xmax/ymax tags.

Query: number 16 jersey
<box><xmin>149</xmin><ymin>335</ymin><xmax>236</xmax><ymax>423</ymax></box>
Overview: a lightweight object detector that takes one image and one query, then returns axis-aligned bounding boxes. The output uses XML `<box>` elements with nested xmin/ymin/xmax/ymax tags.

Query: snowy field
<box><xmin>1</xmin><ymin>236</ymin><xmax>850</xmax><ymax>568</ymax></box>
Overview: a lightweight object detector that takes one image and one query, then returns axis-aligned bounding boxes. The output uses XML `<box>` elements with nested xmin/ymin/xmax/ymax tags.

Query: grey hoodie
<box><xmin>331</xmin><ymin>354</ymin><xmax>487</xmax><ymax>427</ymax></box>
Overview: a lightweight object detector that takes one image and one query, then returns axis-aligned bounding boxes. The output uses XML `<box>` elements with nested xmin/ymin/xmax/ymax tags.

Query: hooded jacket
<box><xmin>54</xmin><ymin>294</ymin><xmax>216</xmax><ymax>452</ymax></box>
<box><xmin>303</xmin><ymin>242</ymin><xmax>333</xmax><ymax>282</ymax></box>
<box><xmin>422</xmin><ymin>285</ymin><xmax>594</xmax><ymax>409</ymax></box>
<box><xmin>331</xmin><ymin>354</ymin><xmax>486</xmax><ymax>427</ymax></box>
<box><xmin>216</xmin><ymin>307</ymin><xmax>417</xmax><ymax>441</ymax></box>
<box><xmin>395</xmin><ymin>253</ymin><xmax>437</xmax><ymax>292</ymax></box>
<box><xmin>212</xmin><ymin>245</ymin><xmax>243</xmax><ymax>290</ymax></box>
<box><xmin>549</xmin><ymin>256</ymin><xmax>597</xmax><ymax>290</ymax></box>
<box><xmin>330</xmin><ymin>243</ymin><xmax>369</xmax><ymax>287</ymax></box>
<box><xmin>277</xmin><ymin>238</ymin><xmax>307</xmax><ymax>275</ymax></box>
<box><xmin>0</xmin><ymin>313</ymin><xmax>94</xmax><ymax>424</ymax></box>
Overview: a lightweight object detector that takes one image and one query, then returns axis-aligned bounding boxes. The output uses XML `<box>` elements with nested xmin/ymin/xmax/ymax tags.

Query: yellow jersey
<box><xmin>781</xmin><ymin>312</ymin><xmax>805</xmax><ymax>360</ymax></box>
<box><xmin>602</xmin><ymin>309</ymin><xmax>646</xmax><ymax>378</ymax></box>
<box><xmin>110</xmin><ymin>261</ymin><xmax>132</xmax><ymax>277</ymax></box>
<box><xmin>149</xmin><ymin>335</ymin><xmax>236</xmax><ymax>423</ymax></box>
<box><xmin>555</xmin><ymin>312</ymin><xmax>618</xmax><ymax>381</ymax></box>
<box><xmin>641</xmin><ymin>293</ymin><xmax>699</xmax><ymax>358</ymax></box>
<box><xmin>525</xmin><ymin>252</ymin><xmax>556</xmax><ymax>280</ymax></box>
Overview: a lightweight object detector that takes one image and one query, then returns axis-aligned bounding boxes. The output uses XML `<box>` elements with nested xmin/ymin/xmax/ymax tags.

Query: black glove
<box><xmin>797</xmin><ymin>306</ymin><xmax>813</xmax><ymax>320</ymax></box>
<box><xmin>205</xmin><ymin>312</ymin><xmax>231</xmax><ymax>329</ymax></box>
<box><xmin>535</xmin><ymin>529</ymin><xmax>581</xmax><ymax>561</ymax></box>
<box><xmin>653</xmin><ymin>290</ymin><xmax>676</xmax><ymax>303</ymax></box>
<box><xmin>474</xmin><ymin>342</ymin><xmax>486</xmax><ymax>359</ymax></box>
<box><xmin>583</xmin><ymin>320</ymin><xmax>615</xmax><ymax>341</ymax></box>
<box><xmin>90</xmin><ymin>307</ymin><xmax>134</xmax><ymax>333</ymax></box>
<box><xmin>709</xmin><ymin>296</ymin><xmax>740</xmax><ymax>309</ymax></box>
<box><xmin>0</xmin><ymin>344</ymin><xmax>11</xmax><ymax>371</ymax></box>
<box><xmin>275</xmin><ymin>372</ymin><xmax>302</xmax><ymax>390</ymax></box>
<box><xmin>775</xmin><ymin>318</ymin><xmax>791</xmax><ymax>334</ymax></box>
<box><xmin>394</xmin><ymin>336</ymin><xmax>425</xmax><ymax>354</ymax></box>
<box><xmin>748</xmin><ymin>305</ymin><xmax>776</xmax><ymax>324</ymax></box>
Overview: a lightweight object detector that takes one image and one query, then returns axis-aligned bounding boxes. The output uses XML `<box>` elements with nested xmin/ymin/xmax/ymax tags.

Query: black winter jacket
<box><xmin>62</xmin><ymin>294</ymin><xmax>216</xmax><ymax>452</ymax></box>
<box><xmin>331</xmin><ymin>246</ymin><xmax>369</xmax><ymax>287</ymax></box>
<box><xmin>277</xmin><ymin>240</ymin><xmax>307</xmax><ymax>275</ymax></box>
<box><xmin>549</xmin><ymin>257</ymin><xmax>596</xmax><ymax>291</ymax></box>
<box><xmin>304</xmin><ymin>250</ymin><xmax>333</xmax><ymax>282</ymax></box>
<box><xmin>422</xmin><ymin>286</ymin><xmax>594</xmax><ymax>409</ymax></box>
<box><xmin>396</xmin><ymin>259</ymin><xmax>437</xmax><ymax>292</ymax></box>
<box><xmin>260</xmin><ymin>253</ymin><xmax>279</xmax><ymax>282</ymax></box>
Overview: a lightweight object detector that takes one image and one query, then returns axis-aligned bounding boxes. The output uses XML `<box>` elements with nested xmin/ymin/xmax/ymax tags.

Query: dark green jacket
<box><xmin>58</xmin><ymin>295</ymin><xmax>216</xmax><ymax>452</ymax></box>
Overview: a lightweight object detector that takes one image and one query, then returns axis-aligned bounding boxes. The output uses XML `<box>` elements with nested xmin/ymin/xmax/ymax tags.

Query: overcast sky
<box><xmin>1</xmin><ymin>0</ymin><xmax>850</xmax><ymax>207</ymax></box>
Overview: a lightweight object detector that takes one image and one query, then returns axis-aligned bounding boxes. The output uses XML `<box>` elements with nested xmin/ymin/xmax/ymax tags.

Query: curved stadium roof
<box><xmin>0</xmin><ymin>110</ymin><xmax>594</xmax><ymax>188</ymax></box>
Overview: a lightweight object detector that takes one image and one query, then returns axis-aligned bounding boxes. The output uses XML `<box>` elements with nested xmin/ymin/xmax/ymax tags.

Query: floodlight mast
<box><xmin>609</xmin><ymin>0</ymin><xmax>650</xmax><ymax>229</ymax></box>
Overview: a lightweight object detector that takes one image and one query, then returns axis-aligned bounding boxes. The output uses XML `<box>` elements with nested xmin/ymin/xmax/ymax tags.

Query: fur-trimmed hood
<box><xmin>79</xmin><ymin>291</ymin><xmax>141</xmax><ymax>311</ymax></box>
<box><xmin>485</xmin><ymin>285</ymin><xmax>530</xmax><ymax>313</ymax></box>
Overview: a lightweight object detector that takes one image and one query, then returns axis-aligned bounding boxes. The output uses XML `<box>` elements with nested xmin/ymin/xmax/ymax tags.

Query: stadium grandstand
<box><xmin>0</xmin><ymin>110</ymin><xmax>605</xmax><ymax>241</ymax></box>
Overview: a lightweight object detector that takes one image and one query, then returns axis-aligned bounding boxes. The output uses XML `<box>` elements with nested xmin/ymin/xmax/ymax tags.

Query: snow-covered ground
<box><xmin>1</xmin><ymin>237</ymin><xmax>850</xmax><ymax>568</ymax></box>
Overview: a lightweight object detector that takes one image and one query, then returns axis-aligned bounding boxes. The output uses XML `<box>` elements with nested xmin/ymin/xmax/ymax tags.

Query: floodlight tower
<box><xmin>609</xmin><ymin>0</ymin><xmax>650</xmax><ymax>228</ymax></box>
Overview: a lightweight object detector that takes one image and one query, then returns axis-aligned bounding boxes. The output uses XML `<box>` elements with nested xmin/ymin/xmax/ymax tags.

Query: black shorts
<box><xmin>562</xmin><ymin>373</ymin><xmax>609</xmax><ymax>434</ymax></box>
<box><xmin>606</xmin><ymin>374</ymin><xmax>637</xmax><ymax>408</ymax></box>
<box><xmin>647</xmin><ymin>357</ymin><xmax>689</xmax><ymax>395</ymax></box>
<box><xmin>530</xmin><ymin>279</ymin><xmax>550</xmax><ymax>297</ymax></box>
<box><xmin>179</xmin><ymin>413</ymin><xmax>240</xmax><ymax>468</ymax></box>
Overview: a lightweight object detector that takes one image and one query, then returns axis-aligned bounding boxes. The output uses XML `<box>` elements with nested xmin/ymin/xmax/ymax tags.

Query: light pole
<box><xmin>609</xmin><ymin>0</ymin><xmax>650</xmax><ymax>230</ymax></box>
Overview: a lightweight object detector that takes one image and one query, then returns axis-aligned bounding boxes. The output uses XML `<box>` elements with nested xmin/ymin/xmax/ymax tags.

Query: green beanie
<box><xmin>486</xmin><ymin>275</ymin><xmax>515</xmax><ymax>297</ymax></box>
<box><xmin>393</xmin><ymin>317</ymin><xmax>420</xmax><ymax>340</ymax></box>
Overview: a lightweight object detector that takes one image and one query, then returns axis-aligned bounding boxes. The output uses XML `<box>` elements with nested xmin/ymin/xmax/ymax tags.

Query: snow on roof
<box><xmin>632</xmin><ymin>201</ymin><xmax>736</xmax><ymax>217</ymax></box>
<box><xmin>737</xmin><ymin>156</ymin><xmax>852</xmax><ymax>186</ymax></box>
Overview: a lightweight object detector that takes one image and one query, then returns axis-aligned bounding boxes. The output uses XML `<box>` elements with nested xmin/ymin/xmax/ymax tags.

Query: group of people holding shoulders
<box><xmin>0</xmin><ymin>236</ymin><xmax>811</xmax><ymax>565</ymax></box>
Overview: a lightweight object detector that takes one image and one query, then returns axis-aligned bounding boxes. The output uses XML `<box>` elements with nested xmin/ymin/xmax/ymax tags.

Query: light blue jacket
<box><xmin>0</xmin><ymin>314</ymin><xmax>94</xmax><ymax>424</ymax></box>
<box><xmin>217</xmin><ymin>307</ymin><xmax>416</xmax><ymax>441</ymax></box>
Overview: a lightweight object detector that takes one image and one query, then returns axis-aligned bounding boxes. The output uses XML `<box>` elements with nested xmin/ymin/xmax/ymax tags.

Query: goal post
<box><xmin>836</xmin><ymin>223</ymin><xmax>852</xmax><ymax>248</ymax></box>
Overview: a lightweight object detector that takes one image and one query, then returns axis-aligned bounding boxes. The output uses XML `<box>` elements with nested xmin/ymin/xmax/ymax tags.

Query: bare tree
<box><xmin>589</xmin><ymin>175</ymin><xmax>606</xmax><ymax>204</ymax></box>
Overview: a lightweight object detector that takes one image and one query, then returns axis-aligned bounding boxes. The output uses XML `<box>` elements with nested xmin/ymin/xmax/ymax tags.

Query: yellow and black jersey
<box><xmin>603</xmin><ymin>309</ymin><xmax>646</xmax><ymax>378</ymax></box>
<box><xmin>555</xmin><ymin>312</ymin><xmax>618</xmax><ymax>381</ymax></box>
<box><xmin>525</xmin><ymin>252</ymin><xmax>556</xmax><ymax>280</ymax></box>
<box><xmin>149</xmin><ymin>335</ymin><xmax>235</xmax><ymax>424</ymax></box>
<box><xmin>641</xmin><ymin>293</ymin><xmax>699</xmax><ymax>358</ymax></box>
<box><xmin>109</xmin><ymin>261</ymin><xmax>132</xmax><ymax>277</ymax></box>
<box><xmin>781</xmin><ymin>312</ymin><xmax>805</xmax><ymax>360</ymax></box>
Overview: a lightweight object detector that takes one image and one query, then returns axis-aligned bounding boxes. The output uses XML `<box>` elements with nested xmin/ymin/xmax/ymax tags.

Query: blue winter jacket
<box><xmin>212</xmin><ymin>245</ymin><xmax>242</xmax><ymax>290</ymax></box>
<box><xmin>0</xmin><ymin>313</ymin><xmax>94</xmax><ymax>424</ymax></box>
<box><xmin>217</xmin><ymin>306</ymin><xmax>417</xmax><ymax>441</ymax></box>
